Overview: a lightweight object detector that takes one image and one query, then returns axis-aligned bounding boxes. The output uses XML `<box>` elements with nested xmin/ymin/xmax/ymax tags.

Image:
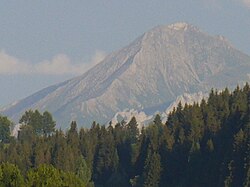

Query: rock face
<box><xmin>110</xmin><ymin>92</ymin><xmax>208</xmax><ymax>127</ymax></box>
<box><xmin>1</xmin><ymin>22</ymin><xmax>250</xmax><ymax>129</ymax></box>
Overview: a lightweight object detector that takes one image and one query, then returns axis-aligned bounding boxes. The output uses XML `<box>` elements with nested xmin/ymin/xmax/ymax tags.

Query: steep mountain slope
<box><xmin>2</xmin><ymin>22</ymin><xmax>250</xmax><ymax>128</ymax></box>
<box><xmin>110</xmin><ymin>92</ymin><xmax>208</xmax><ymax>127</ymax></box>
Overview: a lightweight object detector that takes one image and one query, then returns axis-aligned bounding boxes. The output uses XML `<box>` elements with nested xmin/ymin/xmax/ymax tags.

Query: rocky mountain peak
<box><xmin>1</xmin><ymin>23</ymin><xmax>250</xmax><ymax>129</ymax></box>
<box><xmin>167</xmin><ymin>22</ymin><xmax>190</xmax><ymax>31</ymax></box>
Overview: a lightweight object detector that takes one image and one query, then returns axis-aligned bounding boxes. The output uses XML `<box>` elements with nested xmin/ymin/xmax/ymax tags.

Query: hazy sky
<box><xmin>0</xmin><ymin>0</ymin><xmax>250</xmax><ymax>106</ymax></box>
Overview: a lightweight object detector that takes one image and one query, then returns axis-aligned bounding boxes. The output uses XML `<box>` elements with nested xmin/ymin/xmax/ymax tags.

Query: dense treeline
<box><xmin>0</xmin><ymin>84</ymin><xmax>249</xmax><ymax>187</ymax></box>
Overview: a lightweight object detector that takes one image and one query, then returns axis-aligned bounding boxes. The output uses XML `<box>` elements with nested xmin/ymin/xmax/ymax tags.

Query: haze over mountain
<box><xmin>1</xmin><ymin>22</ymin><xmax>250</xmax><ymax>129</ymax></box>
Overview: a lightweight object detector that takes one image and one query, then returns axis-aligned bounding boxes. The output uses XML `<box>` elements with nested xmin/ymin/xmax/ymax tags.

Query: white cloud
<box><xmin>0</xmin><ymin>50</ymin><xmax>106</xmax><ymax>75</ymax></box>
<box><xmin>0</xmin><ymin>51</ymin><xmax>30</xmax><ymax>74</ymax></box>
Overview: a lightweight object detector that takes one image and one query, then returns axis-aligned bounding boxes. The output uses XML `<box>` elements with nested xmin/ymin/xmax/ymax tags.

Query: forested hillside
<box><xmin>0</xmin><ymin>84</ymin><xmax>249</xmax><ymax>187</ymax></box>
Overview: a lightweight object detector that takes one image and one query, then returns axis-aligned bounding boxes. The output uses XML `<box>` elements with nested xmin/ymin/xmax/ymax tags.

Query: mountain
<box><xmin>1</xmin><ymin>22</ymin><xmax>250</xmax><ymax>129</ymax></box>
<box><xmin>110</xmin><ymin>92</ymin><xmax>208</xmax><ymax>127</ymax></box>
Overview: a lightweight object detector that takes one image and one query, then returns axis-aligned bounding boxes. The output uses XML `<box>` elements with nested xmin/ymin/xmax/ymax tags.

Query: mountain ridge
<box><xmin>2</xmin><ymin>22</ymin><xmax>250</xmax><ymax>128</ymax></box>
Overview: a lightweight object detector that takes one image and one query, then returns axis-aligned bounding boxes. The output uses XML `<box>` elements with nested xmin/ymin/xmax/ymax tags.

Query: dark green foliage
<box><xmin>143</xmin><ymin>151</ymin><xmax>162</xmax><ymax>187</ymax></box>
<box><xmin>0</xmin><ymin>84</ymin><xmax>249</xmax><ymax>186</ymax></box>
<box><xmin>42</xmin><ymin>111</ymin><xmax>56</xmax><ymax>137</ymax></box>
<box><xmin>0</xmin><ymin>115</ymin><xmax>11</xmax><ymax>142</ymax></box>
<box><xmin>76</xmin><ymin>155</ymin><xmax>92</xmax><ymax>186</ymax></box>
<box><xmin>19</xmin><ymin>110</ymin><xmax>55</xmax><ymax>136</ymax></box>
<box><xmin>127</xmin><ymin>116</ymin><xmax>139</xmax><ymax>144</ymax></box>
<box><xmin>0</xmin><ymin>162</ymin><xmax>25</xmax><ymax>187</ymax></box>
<box><xmin>26</xmin><ymin>164</ymin><xmax>64</xmax><ymax>187</ymax></box>
<box><xmin>93</xmin><ymin>126</ymin><xmax>119</xmax><ymax>185</ymax></box>
<box><xmin>27</xmin><ymin>164</ymin><xmax>86</xmax><ymax>187</ymax></box>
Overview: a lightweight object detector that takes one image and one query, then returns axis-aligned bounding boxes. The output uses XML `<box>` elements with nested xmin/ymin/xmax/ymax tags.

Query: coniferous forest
<box><xmin>0</xmin><ymin>84</ymin><xmax>249</xmax><ymax>187</ymax></box>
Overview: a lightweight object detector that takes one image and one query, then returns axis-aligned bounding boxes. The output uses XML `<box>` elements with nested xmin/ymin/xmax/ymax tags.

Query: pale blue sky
<box><xmin>0</xmin><ymin>0</ymin><xmax>250</xmax><ymax>106</ymax></box>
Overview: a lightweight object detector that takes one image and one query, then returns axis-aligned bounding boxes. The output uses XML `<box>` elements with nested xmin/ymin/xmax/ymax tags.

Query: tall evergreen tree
<box><xmin>0</xmin><ymin>115</ymin><xmax>11</xmax><ymax>142</ymax></box>
<box><xmin>142</xmin><ymin>150</ymin><xmax>162</xmax><ymax>187</ymax></box>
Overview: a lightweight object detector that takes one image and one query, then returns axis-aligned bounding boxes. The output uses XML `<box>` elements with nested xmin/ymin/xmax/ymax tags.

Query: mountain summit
<box><xmin>2</xmin><ymin>23</ymin><xmax>250</xmax><ymax>128</ymax></box>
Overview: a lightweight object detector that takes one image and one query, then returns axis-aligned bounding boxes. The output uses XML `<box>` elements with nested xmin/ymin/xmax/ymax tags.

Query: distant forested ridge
<box><xmin>0</xmin><ymin>84</ymin><xmax>249</xmax><ymax>187</ymax></box>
